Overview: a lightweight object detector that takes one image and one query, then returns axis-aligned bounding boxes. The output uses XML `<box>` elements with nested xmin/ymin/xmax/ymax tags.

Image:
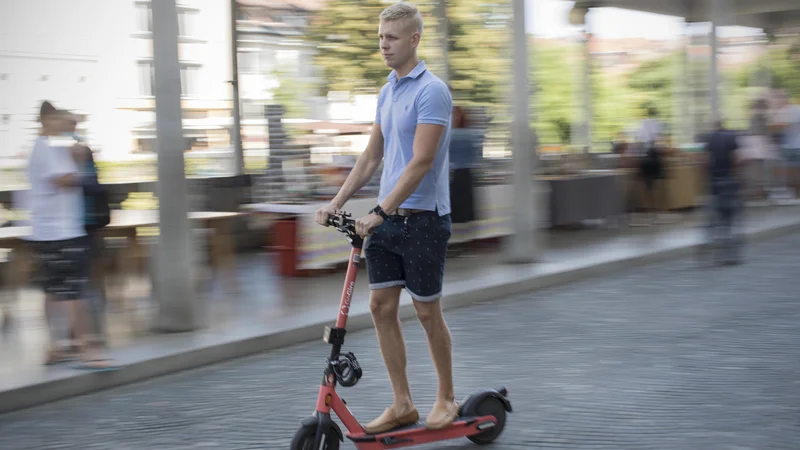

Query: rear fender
<box><xmin>459</xmin><ymin>387</ymin><xmax>513</xmax><ymax>416</ymax></box>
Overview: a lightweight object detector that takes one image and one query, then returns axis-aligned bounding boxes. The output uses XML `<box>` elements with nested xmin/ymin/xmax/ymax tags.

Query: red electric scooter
<box><xmin>290</xmin><ymin>211</ymin><xmax>512</xmax><ymax>450</ymax></box>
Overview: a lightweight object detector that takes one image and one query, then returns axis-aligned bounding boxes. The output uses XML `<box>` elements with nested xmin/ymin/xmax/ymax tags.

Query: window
<box><xmin>136</xmin><ymin>3</ymin><xmax>152</xmax><ymax>33</ymax></box>
<box><xmin>138</xmin><ymin>61</ymin><xmax>200</xmax><ymax>98</ymax></box>
<box><xmin>138</xmin><ymin>61</ymin><xmax>154</xmax><ymax>96</ymax></box>
<box><xmin>177</xmin><ymin>10</ymin><xmax>197</xmax><ymax>38</ymax></box>
<box><xmin>180</xmin><ymin>64</ymin><xmax>199</xmax><ymax>97</ymax></box>
<box><xmin>135</xmin><ymin>4</ymin><xmax>195</xmax><ymax>37</ymax></box>
<box><xmin>238</xmin><ymin>52</ymin><xmax>258</xmax><ymax>73</ymax></box>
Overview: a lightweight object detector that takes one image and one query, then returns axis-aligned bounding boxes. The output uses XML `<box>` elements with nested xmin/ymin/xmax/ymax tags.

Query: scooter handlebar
<box><xmin>327</xmin><ymin>211</ymin><xmax>373</xmax><ymax>236</ymax></box>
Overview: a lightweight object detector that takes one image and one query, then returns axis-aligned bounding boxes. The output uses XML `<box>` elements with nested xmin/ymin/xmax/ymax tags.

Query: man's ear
<box><xmin>411</xmin><ymin>31</ymin><xmax>421</xmax><ymax>49</ymax></box>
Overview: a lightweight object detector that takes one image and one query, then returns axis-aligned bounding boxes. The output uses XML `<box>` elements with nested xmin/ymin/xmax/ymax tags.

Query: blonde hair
<box><xmin>380</xmin><ymin>2</ymin><xmax>424</xmax><ymax>35</ymax></box>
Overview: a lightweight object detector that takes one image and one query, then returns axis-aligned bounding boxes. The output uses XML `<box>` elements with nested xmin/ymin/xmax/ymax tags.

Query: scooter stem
<box><xmin>336</xmin><ymin>246</ymin><xmax>362</xmax><ymax>330</ymax></box>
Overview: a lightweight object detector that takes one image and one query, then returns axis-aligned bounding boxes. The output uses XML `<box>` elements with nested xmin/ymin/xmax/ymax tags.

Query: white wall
<box><xmin>0</xmin><ymin>0</ymin><xmax>233</xmax><ymax>160</ymax></box>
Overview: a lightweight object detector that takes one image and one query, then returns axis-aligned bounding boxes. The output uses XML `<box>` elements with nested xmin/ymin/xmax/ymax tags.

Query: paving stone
<box><xmin>1</xmin><ymin>233</ymin><xmax>799</xmax><ymax>449</ymax></box>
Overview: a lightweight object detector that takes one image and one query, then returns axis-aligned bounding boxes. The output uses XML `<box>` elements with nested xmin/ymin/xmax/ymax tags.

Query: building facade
<box><xmin>0</xmin><ymin>0</ymin><xmax>234</xmax><ymax>160</ymax></box>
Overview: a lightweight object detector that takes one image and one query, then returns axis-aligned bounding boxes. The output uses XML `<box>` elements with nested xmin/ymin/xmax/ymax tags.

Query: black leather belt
<box><xmin>391</xmin><ymin>208</ymin><xmax>430</xmax><ymax>217</ymax></box>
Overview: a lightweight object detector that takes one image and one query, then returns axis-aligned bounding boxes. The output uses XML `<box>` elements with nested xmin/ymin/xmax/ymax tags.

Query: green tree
<box><xmin>445</xmin><ymin>0</ymin><xmax>513</xmax><ymax>111</ymax></box>
<box><xmin>306</xmin><ymin>0</ymin><xmax>512</xmax><ymax>112</ymax></box>
<box><xmin>272</xmin><ymin>66</ymin><xmax>309</xmax><ymax>119</ymax></box>
<box><xmin>770</xmin><ymin>38</ymin><xmax>800</xmax><ymax>100</ymax></box>
<box><xmin>306</xmin><ymin>0</ymin><xmax>440</xmax><ymax>94</ymax></box>
<box><xmin>529</xmin><ymin>39</ymin><xmax>631</xmax><ymax>146</ymax></box>
<box><xmin>529</xmin><ymin>41</ymin><xmax>577</xmax><ymax>144</ymax></box>
<box><xmin>626</xmin><ymin>52</ymin><xmax>679</xmax><ymax>126</ymax></box>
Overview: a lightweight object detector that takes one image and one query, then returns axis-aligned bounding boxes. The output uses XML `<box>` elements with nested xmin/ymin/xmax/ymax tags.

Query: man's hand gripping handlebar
<box><xmin>325</xmin><ymin>211</ymin><xmax>374</xmax><ymax>239</ymax></box>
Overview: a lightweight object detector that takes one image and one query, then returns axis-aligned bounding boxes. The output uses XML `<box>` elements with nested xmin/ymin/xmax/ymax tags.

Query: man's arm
<box><xmin>330</xmin><ymin>123</ymin><xmax>384</xmax><ymax>209</ymax></box>
<box><xmin>379</xmin><ymin>124</ymin><xmax>445</xmax><ymax>213</ymax></box>
<box><xmin>53</xmin><ymin>173</ymin><xmax>82</xmax><ymax>188</ymax></box>
<box><xmin>31</xmin><ymin>143</ymin><xmax>81</xmax><ymax>190</ymax></box>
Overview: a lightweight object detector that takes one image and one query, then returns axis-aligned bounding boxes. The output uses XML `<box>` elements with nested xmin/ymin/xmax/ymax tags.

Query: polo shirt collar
<box><xmin>388</xmin><ymin>60</ymin><xmax>427</xmax><ymax>83</ymax></box>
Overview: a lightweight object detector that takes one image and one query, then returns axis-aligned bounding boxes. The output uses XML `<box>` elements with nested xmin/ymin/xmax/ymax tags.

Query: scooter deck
<box><xmin>346</xmin><ymin>414</ymin><xmax>498</xmax><ymax>449</ymax></box>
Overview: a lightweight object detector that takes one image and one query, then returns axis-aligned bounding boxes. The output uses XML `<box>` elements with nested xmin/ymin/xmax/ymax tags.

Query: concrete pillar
<box><xmin>230</xmin><ymin>0</ymin><xmax>244</xmax><ymax>176</ymax></box>
<box><xmin>569</xmin><ymin>8</ymin><xmax>591</xmax><ymax>153</ymax></box>
<box><xmin>709</xmin><ymin>3</ymin><xmax>720</xmax><ymax>124</ymax></box>
<box><xmin>676</xmin><ymin>21</ymin><xmax>691</xmax><ymax>145</ymax></box>
<box><xmin>151</xmin><ymin>0</ymin><xmax>197</xmax><ymax>332</ymax></box>
<box><xmin>435</xmin><ymin>0</ymin><xmax>450</xmax><ymax>84</ymax></box>
<box><xmin>504</xmin><ymin>0</ymin><xmax>537</xmax><ymax>264</ymax></box>
<box><xmin>761</xmin><ymin>31</ymin><xmax>773</xmax><ymax>91</ymax></box>
<box><xmin>583</xmin><ymin>29</ymin><xmax>593</xmax><ymax>152</ymax></box>
<box><xmin>571</xmin><ymin>32</ymin><xmax>583</xmax><ymax>151</ymax></box>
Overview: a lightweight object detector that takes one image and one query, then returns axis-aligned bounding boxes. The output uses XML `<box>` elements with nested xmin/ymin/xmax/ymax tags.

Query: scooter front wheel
<box><xmin>290</xmin><ymin>424</ymin><xmax>340</xmax><ymax>450</ymax></box>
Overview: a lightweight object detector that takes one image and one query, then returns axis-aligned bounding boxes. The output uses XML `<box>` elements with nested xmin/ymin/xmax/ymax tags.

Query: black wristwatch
<box><xmin>371</xmin><ymin>205</ymin><xmax>389</xmax><ymax>220</ymax></box>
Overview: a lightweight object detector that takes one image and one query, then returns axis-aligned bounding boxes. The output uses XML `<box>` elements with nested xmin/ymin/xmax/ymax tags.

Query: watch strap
<box><xmin>372</xmin><ymin>205</ymin><xmax>389</xmax><ymax>220</ymax></box>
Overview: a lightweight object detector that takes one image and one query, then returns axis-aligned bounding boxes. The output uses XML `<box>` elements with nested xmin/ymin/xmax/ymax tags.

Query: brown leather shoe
<box><xmin>425</xmin><ymin>400</ymin><xmax>459</xmax><ymax>430</ymax></box>
<box><xmin>363</xmin><ymin>407</ymin><xmax>419</xmax><ymax>435</ymax></box>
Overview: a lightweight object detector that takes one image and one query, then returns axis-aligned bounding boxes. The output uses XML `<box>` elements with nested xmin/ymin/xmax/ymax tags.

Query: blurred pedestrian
<box><xmin>66</xmin><ymin>113</ymin><xmax>110</xmax><ymax>345</ymax></box>
<box><xmin>737</xmin><ymin>97</ymin><xmax>774</xmax><ymax>201</ymax></box>
<box><xmin>770</xmin><ymin>90</ymin><xmax>800</xmax><ymax>200</ymax></box>
<box><xmin>702</xmin><ymin>119</ymin><xmax>743</xmax><ymax>265</ymax></box>
<box><xmin>27</xmin><ymin>101</ymin><xmax>115</xmax><ymax>369</ymax></box>
<box><xmin>448</xmin><ymin>104</ymin><xmax>478</xmax><ymax>251</ymax></box>
<box><xmin>629</xmin><ymin>105</ymin><xmax>667</xmax><ymax>226</ymax></box>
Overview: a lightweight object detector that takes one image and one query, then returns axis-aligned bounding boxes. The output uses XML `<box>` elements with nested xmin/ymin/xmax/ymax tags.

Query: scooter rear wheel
<box><xmin>290</xmin><ymin>424</ymin><xmax>340</xmax><ymax>450</ymax></box>
<box><xmin>466</xmin><ymin>397</ymin><xmax>507</xmax><ymax>445</ymax></box>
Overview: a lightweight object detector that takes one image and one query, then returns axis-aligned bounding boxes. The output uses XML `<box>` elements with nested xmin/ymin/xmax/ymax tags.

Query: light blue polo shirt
<box><xmin>375</xmin><ymin>61</ymin><xmax>452</xmax><ymax>216</ymax></box>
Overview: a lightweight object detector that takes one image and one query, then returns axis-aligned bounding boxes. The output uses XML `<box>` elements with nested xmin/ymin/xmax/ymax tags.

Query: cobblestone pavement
<box><xmin>2</xmin><ymin>233</ymin><xmax>800</xmax><ymax>450</ymax></box>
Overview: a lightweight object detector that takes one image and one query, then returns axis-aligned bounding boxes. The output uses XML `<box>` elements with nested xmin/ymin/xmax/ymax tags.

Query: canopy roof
<box><xmin>570</xmin><ymin>0</ymin><xmax>800</xmax><ymax>33</ymax></box>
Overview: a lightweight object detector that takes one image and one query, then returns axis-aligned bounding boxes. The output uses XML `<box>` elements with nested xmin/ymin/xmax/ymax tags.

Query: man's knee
<box><xmin>369</xmin><ymin>287</ymin><xmax>402</xmax><ymax>322</ymax></box>
<box><xmin>413</xmin><ymin>299</ymin><xmax>442</xmax><ymax>329</ymax></box>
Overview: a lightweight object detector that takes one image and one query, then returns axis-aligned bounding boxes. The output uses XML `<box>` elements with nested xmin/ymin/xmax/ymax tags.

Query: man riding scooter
<box><xmin>315</xmin><ymin>2</ymin><xmax>457</xmax><ymax>434</ymax></box>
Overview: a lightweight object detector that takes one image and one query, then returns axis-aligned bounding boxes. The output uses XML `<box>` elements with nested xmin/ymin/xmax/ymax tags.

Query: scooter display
<box><xmin>291</xmin><ymin>211</ymin><xmax>512</xmax><ymax>450</ymax></box>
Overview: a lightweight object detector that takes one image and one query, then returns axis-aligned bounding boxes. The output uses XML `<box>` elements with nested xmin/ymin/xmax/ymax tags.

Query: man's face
<box><xmin>65</xmin><ymin>117</ymin><xmax>78</xmax><ymax>134</ymax></box>
<box><xmin>41</xmin><ymin>113</ymin><xmax>63</xmax><ymax>133</ymax></box>
<box><xmin>379</xmin><ymin>19</ymin><xmax>418</xmax><ymax>69</ymax></box>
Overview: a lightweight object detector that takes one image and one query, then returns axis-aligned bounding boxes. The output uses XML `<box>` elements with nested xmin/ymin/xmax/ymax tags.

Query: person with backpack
<box><xmin>66</xmin><ymin>114</ymin><xmax>111</xmax><ymax>344</ymax></box>
<box><xmin>628</xmin><ymin>105</ymin><xmax>668</xmax><ymax>226</ymax></box>
<box><xmin>702</xmin><ymin>119</ymin><xmax>744</xmax><ymax>265</ymax></box>
<box><xmin>28</xmin><ymin>102</ymin><xmax>115</xmax><ymax>370</ymax></box>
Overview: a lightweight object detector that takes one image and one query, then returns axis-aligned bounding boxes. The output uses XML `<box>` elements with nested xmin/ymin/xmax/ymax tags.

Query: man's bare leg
<box><xmin>68</xmin><ymin>298</ymin><xmax>113</xmax><ymax>369</ymax></box>
<box><xmin>363</xmin><ymin>286</ymin><xmax>419</xmax><ymax>434</ymax></box>
<box><xmin>43</xmin><ymin>294</ymin><xmax>75</xmax><ymax>364</ymax></box>
<box><xmin>413</xmin><ymin>298</ymin><xmax>458</xmax><ymax>429</ymax></box>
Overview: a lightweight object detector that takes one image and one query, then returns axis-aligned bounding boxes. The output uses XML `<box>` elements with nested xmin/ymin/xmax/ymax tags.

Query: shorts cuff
<box><xmin>370</xmin><ymin>280</ymin><xmax>406</xmax><ymax>290</ymax></box>
<box><xmin>406</xmin><ymin>288</ymin><xmax>442</xmax><ymax>302</ymax></box>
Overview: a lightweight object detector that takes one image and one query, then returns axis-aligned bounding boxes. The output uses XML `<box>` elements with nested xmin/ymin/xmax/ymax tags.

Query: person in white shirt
<box><xmin>772</xmin><ymin>90</ymin><xmax>800</xmax><ymax>198</ymax></box>
<box><xmin>27</xmin><ymin>101</ymin><xmax>115</xmax><ymax>370</ymax></box>
<box><xmin>627</xmin><ymin>105</ymin><xmax>667</xmax><ymax>225</ymax></box>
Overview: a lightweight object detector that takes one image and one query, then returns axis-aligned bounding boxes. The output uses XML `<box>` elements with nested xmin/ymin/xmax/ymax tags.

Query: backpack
<box><xmin>82</xmin><ymin>155</ymin><xmax>111</xmax><ymax>231</ymax></box>
<box><xmin>641</xmin><ymin>141</ymin><xmax>662</xmax><ymax>175</ymax></box>
<box><xmin>85</xmin><ymin>184</ymin><xmax>111</xmax><ymax>231</ymax></box>
<box><xmin>707</xmin><ymin>130</ymin><xmax>736</xmax><ymax>178</ymax></box>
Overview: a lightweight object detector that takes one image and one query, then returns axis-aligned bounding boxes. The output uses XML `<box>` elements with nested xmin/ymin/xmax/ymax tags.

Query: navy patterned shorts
<box><xmin>32</xmin><ymin>236</ymin><xmax>90</xmax><ymax>301</ymax></box>
<box><xmin>365</xmin><ymin>212</ymin><xmax>451</xmax><ymax>302</ymax></box>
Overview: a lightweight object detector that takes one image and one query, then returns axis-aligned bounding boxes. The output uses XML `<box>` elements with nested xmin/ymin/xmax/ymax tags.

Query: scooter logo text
<box><xmin>341</xmin><ymin>281</ymin><xmax>354</xmax><ymax>316</ymax></box>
